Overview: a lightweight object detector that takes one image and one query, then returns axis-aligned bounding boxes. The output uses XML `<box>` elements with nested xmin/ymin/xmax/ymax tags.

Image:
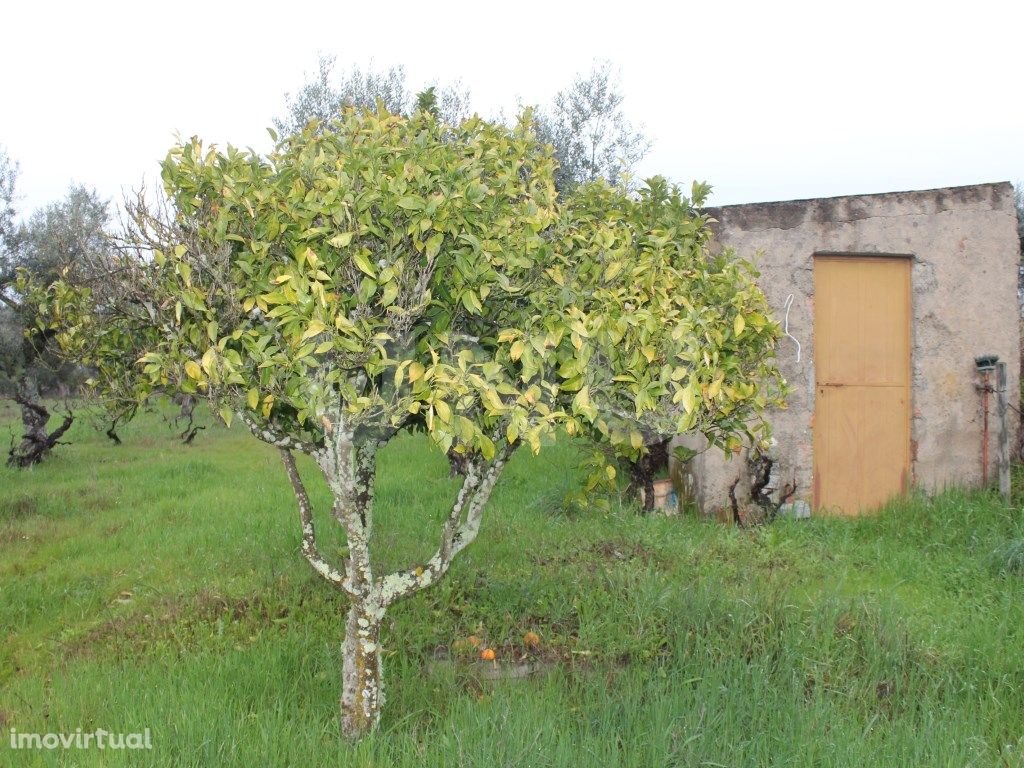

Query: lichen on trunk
<box><xmin>275</xmin><ymin>418</ymin><xmax>512</xmax><ymax>741</ymax></box>
<box><xmin>340</xmin><ymin>600</ymin><xmax>384</xmax><ymax>739</ymax></box>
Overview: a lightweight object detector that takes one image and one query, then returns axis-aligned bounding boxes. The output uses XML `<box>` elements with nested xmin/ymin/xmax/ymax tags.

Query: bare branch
<box><xmin>279</xmin><ymin>448</ymin><xmax>354</xmax><ymax>594</ymax></box>
<box><xmin>379</xmin><ymin>445</ymin><xmax>514</xmax><ymax>606</ymax></box>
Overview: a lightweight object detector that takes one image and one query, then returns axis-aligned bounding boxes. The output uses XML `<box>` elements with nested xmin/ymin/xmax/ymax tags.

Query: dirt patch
<box><xmin>65</xmin><ymin>589</ymin><xmax>294</xmax><ymax>658</ymax></box>
<box><xmin>535</xmin><ymin>538</ymin><xmax>667</xmax><ymax>569</ymax></box>
<box><xmin>589</xmin><ymin>539</ymin><xmax>662</xmax><ymax>564</ymax></box>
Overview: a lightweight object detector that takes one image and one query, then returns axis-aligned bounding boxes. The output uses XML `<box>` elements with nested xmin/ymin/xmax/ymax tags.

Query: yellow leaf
<box><xmin>509</xmin><ymin>340</ymin><xmax>525</xmax><ymax>362</ymax></box>
<box><xmin>434</xmin><ymin>399</ymin><xmax>451</xmax><ymax>423</ymax></box>
<box><xmin>680</xmin><ymin>386</ymin><xmax>696</xmax><ymax>415</ymax></box>
<box><xmin>353</xmin><ymin>251</ymin><xmax>376</xmax><ymax>277</ymax></box>
<box><xmin>484</xmin><ymin>388</ymin><xmax>504</xmax><ymax>411</ymax></box>
<box><xmin>301</xmin><ymin>319</ymin><xmax>328</xmax><ymax>341</ymax></box>
<box><xmin>247</xmin><ymin>388</ymin><xmax>260</xmax><ymax>410</ymax></box>
<box><xmin>630</xmin><ymin>431</ymin><xmax>643</xmax><ymax>450</ymax></box>
<box><xmin>479</xmin><ymin>435</ymin><xmax>495</xmax><ymax>461</ymax></box>
<box><xmin>603</xmin><ymin>261</ymin><xmax>623</xmax><ymax>282</ymax></box>
<box><xmin>734</xmin><ymin>314</ymin><xmax>745</xmax><ymax>337</ymax></box>
<box><xmin>184</xmin><ymin>360</ymin><xmax>202</xmax><ymax>381</ymax></box>
<box><xmin>408</xmin><ymin>361</ymin><xmax>425</xmax><ymax>382</ymax></box>
<box><xmin>200</xmin><ymin>347</ymin><xmax>216</xmax><ymax>375</ymax></box>
<box><xmin>573</xmin><ymin>386</ymin><xmax>591</xmax><ymax>412</ymax></box>
<box><xmin>272</xmin><ymin>274</ymin><xmax>292</xmax><ymax>284</ymax></box>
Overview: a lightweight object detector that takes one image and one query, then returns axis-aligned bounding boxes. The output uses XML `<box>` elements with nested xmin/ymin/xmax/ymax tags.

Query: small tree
<box><xmin>274</xmin><ymin>56</ymin><xmax>471</xmax><ymax>137</ymax></box>
<box><xmin>534</xmin><ymin>61</ymin><xmax>650</xmax><ymax>193</ymax></box>
<box><xmin>1</xmin><ymin>174</ymin><xmax>111</xmax><ymax>466</ymax></box>
<box><xmin>518</xmin><ymin>176</ymin><xmax>785</xmax><ymax>509</ymax></box>
<box><xmin>38</xmin><ymin>108</ymin><xmax>783</xmax><ymax>739</ymax></box>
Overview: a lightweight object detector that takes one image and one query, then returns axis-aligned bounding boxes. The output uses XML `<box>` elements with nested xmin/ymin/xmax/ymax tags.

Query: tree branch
<box><xmin>238</xmin><ymin>411</ymin><xmax>319</xmax><ymax>454</ymax></box>
<box><xmin>279</xmin><ymin>448</ymin><xmax>355</xmax><ymax>594</ymax></box>
<box><xmin>378</xmin><ymin>445</ymin><xmax>514</xmax><ymax>606</ymax></box>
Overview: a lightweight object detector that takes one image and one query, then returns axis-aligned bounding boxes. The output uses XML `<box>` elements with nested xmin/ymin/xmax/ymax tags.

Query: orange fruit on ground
<box><xmin>523</xmin><ymin>631</ymin><xmax>541</xmax><ymax>648</ymax></box>
<box><xmin>467</xmin><ymin>635</ymin><xmax>481</xmax><ymax>648</ymax></box>
<box><xmin>480</xmin><ymin>648</ymin><xmax>496</xmax><ymax>661</ymax></box>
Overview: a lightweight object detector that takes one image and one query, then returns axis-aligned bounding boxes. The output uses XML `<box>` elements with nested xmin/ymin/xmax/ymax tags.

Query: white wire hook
<box><xmin>783</xmin><ymin>293</ymin><xmax>801</xmax><ymax>363</ymax></box>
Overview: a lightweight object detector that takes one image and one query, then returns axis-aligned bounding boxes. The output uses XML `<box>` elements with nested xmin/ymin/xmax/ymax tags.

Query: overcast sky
<box><xmin>3</xmin><ymin>0</ymin><xmax>1022</xmax><ymax>220</ymax></box>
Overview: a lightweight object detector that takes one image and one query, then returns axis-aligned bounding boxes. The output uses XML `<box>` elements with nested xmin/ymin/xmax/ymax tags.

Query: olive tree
<box><xmin>534</xmin><ymin>61</ymin><xmax>650</xmax><ymax>193</ymax></box>
<box><xmin>2</xmin><ymin>179</ymin><xmax>111</xmax><ymax>466</ymax></box>
<box><xmin>274</xmin><ymin>56</ymin><xmax>471</xmax><ymax>137</ymax></box>
<box><xmin>36</xmin><ymin>108</ymin><xmax>783</xmax><ymax>739</ymax></box>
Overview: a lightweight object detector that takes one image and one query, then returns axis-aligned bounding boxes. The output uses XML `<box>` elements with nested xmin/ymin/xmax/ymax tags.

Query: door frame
<box><xmin>811</xmin><ymin>251</ymin><xmax>914</xmax><ymax>514</ymax></box>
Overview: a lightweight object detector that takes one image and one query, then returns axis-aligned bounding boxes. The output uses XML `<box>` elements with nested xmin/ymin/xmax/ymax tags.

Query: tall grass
<box><xmin>1</xmin><ymin>404</ymin><xmax>1023</xmax><ymax>766</ymax></box>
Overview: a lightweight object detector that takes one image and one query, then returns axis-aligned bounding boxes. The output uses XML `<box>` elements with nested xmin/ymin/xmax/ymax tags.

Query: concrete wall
<box><xmin>674</xmin><ymin>182</ymin><xmax>1021</xmax><ymax>519</ymax></box>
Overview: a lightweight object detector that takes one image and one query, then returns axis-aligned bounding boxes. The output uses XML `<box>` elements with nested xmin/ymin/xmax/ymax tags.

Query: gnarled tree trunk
<box><xmin>7</xmin><ymin>368</ymin><xmax>74</xmax><ymax>468</ymax></box>
<box><xmin>627</xmin><ymin>438</ymin><xmax>669</xmax><ymax>512</ymax></box>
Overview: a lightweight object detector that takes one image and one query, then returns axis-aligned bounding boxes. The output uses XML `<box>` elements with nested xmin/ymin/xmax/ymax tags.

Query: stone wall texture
<box><xmin>673</xmin><ymin>182</ymin><xmax>1021</xmax><ymax>519</ymax></box>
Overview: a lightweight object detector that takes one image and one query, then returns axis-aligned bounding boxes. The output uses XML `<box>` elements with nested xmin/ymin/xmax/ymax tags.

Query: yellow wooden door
<box><xmin>813</xmin><ymin>256</ymin><xmax>911</xmax><ymax>515</ymax></box>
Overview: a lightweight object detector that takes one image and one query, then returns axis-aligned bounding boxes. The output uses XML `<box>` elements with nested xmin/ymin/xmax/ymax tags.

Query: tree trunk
<box><xmin>340</xmin><ymin>600</ymin><xmax>384</xmax><ymax>740</ymax></box>
<box><xmin>628</xmin><ymin>455</ymin><xmax>656</xmax><ymax>511</ymax></box>
<box><xmin>7</xmin><ymin>368</ymin><xmax>74</xmax><ymax>468</ymax></box>
<box><xmin>16</xmin><ymin>370</ymin><xmax>47</xmax><ymax>449</ymax></box>
<box><xmin>626</xmin><ymin>438</ymin><xmax>669</xmax><ymax>512</ymax></box>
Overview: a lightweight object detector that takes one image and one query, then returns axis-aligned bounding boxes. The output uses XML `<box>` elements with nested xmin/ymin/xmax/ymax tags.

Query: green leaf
<box><xmin>425</xmin><ymin>233</ymin><xmax>444</xmax><ymax>259</ymax></box>
<box><xmin>353</xmin><ymin>251</ymin><xmax>377</xmax><ymax>278</ymax></box>
<box><xmin>380</xmin><ymin>282</ymin><xmax>399</xmax><ymax>307</ymax></box>
<box><xmin>461</xmin><ymin>290</ymin><xmax>482</xmax><ymax>314</ymax></box>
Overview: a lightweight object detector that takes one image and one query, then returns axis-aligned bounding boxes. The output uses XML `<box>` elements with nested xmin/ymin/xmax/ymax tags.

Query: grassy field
<box><xmin>1</xmin><ymin>403</ymin><xmax>1024</xmax><ymax>767</ymax></box>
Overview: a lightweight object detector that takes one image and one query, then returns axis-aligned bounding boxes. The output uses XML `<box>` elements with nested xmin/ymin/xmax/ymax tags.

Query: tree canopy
<box><xmin>29</xmin><ymin>106</ymin><xmax>784</xmax><ymax>737</ymax></box>
<box><xmin>1</xmin><ymin>166</ymin><xmax>111</xmax><ymax>465</ymax></box>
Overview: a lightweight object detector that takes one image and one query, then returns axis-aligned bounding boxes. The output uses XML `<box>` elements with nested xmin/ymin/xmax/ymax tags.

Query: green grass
<box><xmin>2</xmin><ymin>403</ymin><xmax>1024</xmax><ymax>766</ymax></box>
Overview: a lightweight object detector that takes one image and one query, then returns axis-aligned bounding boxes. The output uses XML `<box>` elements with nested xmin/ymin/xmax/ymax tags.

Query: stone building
<box><xmin>673</xmin><ymin>182</ymin><xmax>1021</xmax><ymax>519</ymax></box>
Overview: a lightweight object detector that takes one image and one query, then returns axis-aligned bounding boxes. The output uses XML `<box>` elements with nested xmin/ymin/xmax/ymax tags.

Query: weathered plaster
<box><xmin>674</xmin><ymin>182</ymin><xmax>1021</xmax><ymax>518</ymax></box>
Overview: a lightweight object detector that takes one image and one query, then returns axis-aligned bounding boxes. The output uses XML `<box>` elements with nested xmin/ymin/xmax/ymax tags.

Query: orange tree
<box><xmin>505</xmin><ymin>176</ymin><xmax>786</xmax><ymax>508</ymax></box>
<box><xmin>31</xmin><ymin>108</ymin><xmax>784</xmax><ymax>740</ymax></box>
